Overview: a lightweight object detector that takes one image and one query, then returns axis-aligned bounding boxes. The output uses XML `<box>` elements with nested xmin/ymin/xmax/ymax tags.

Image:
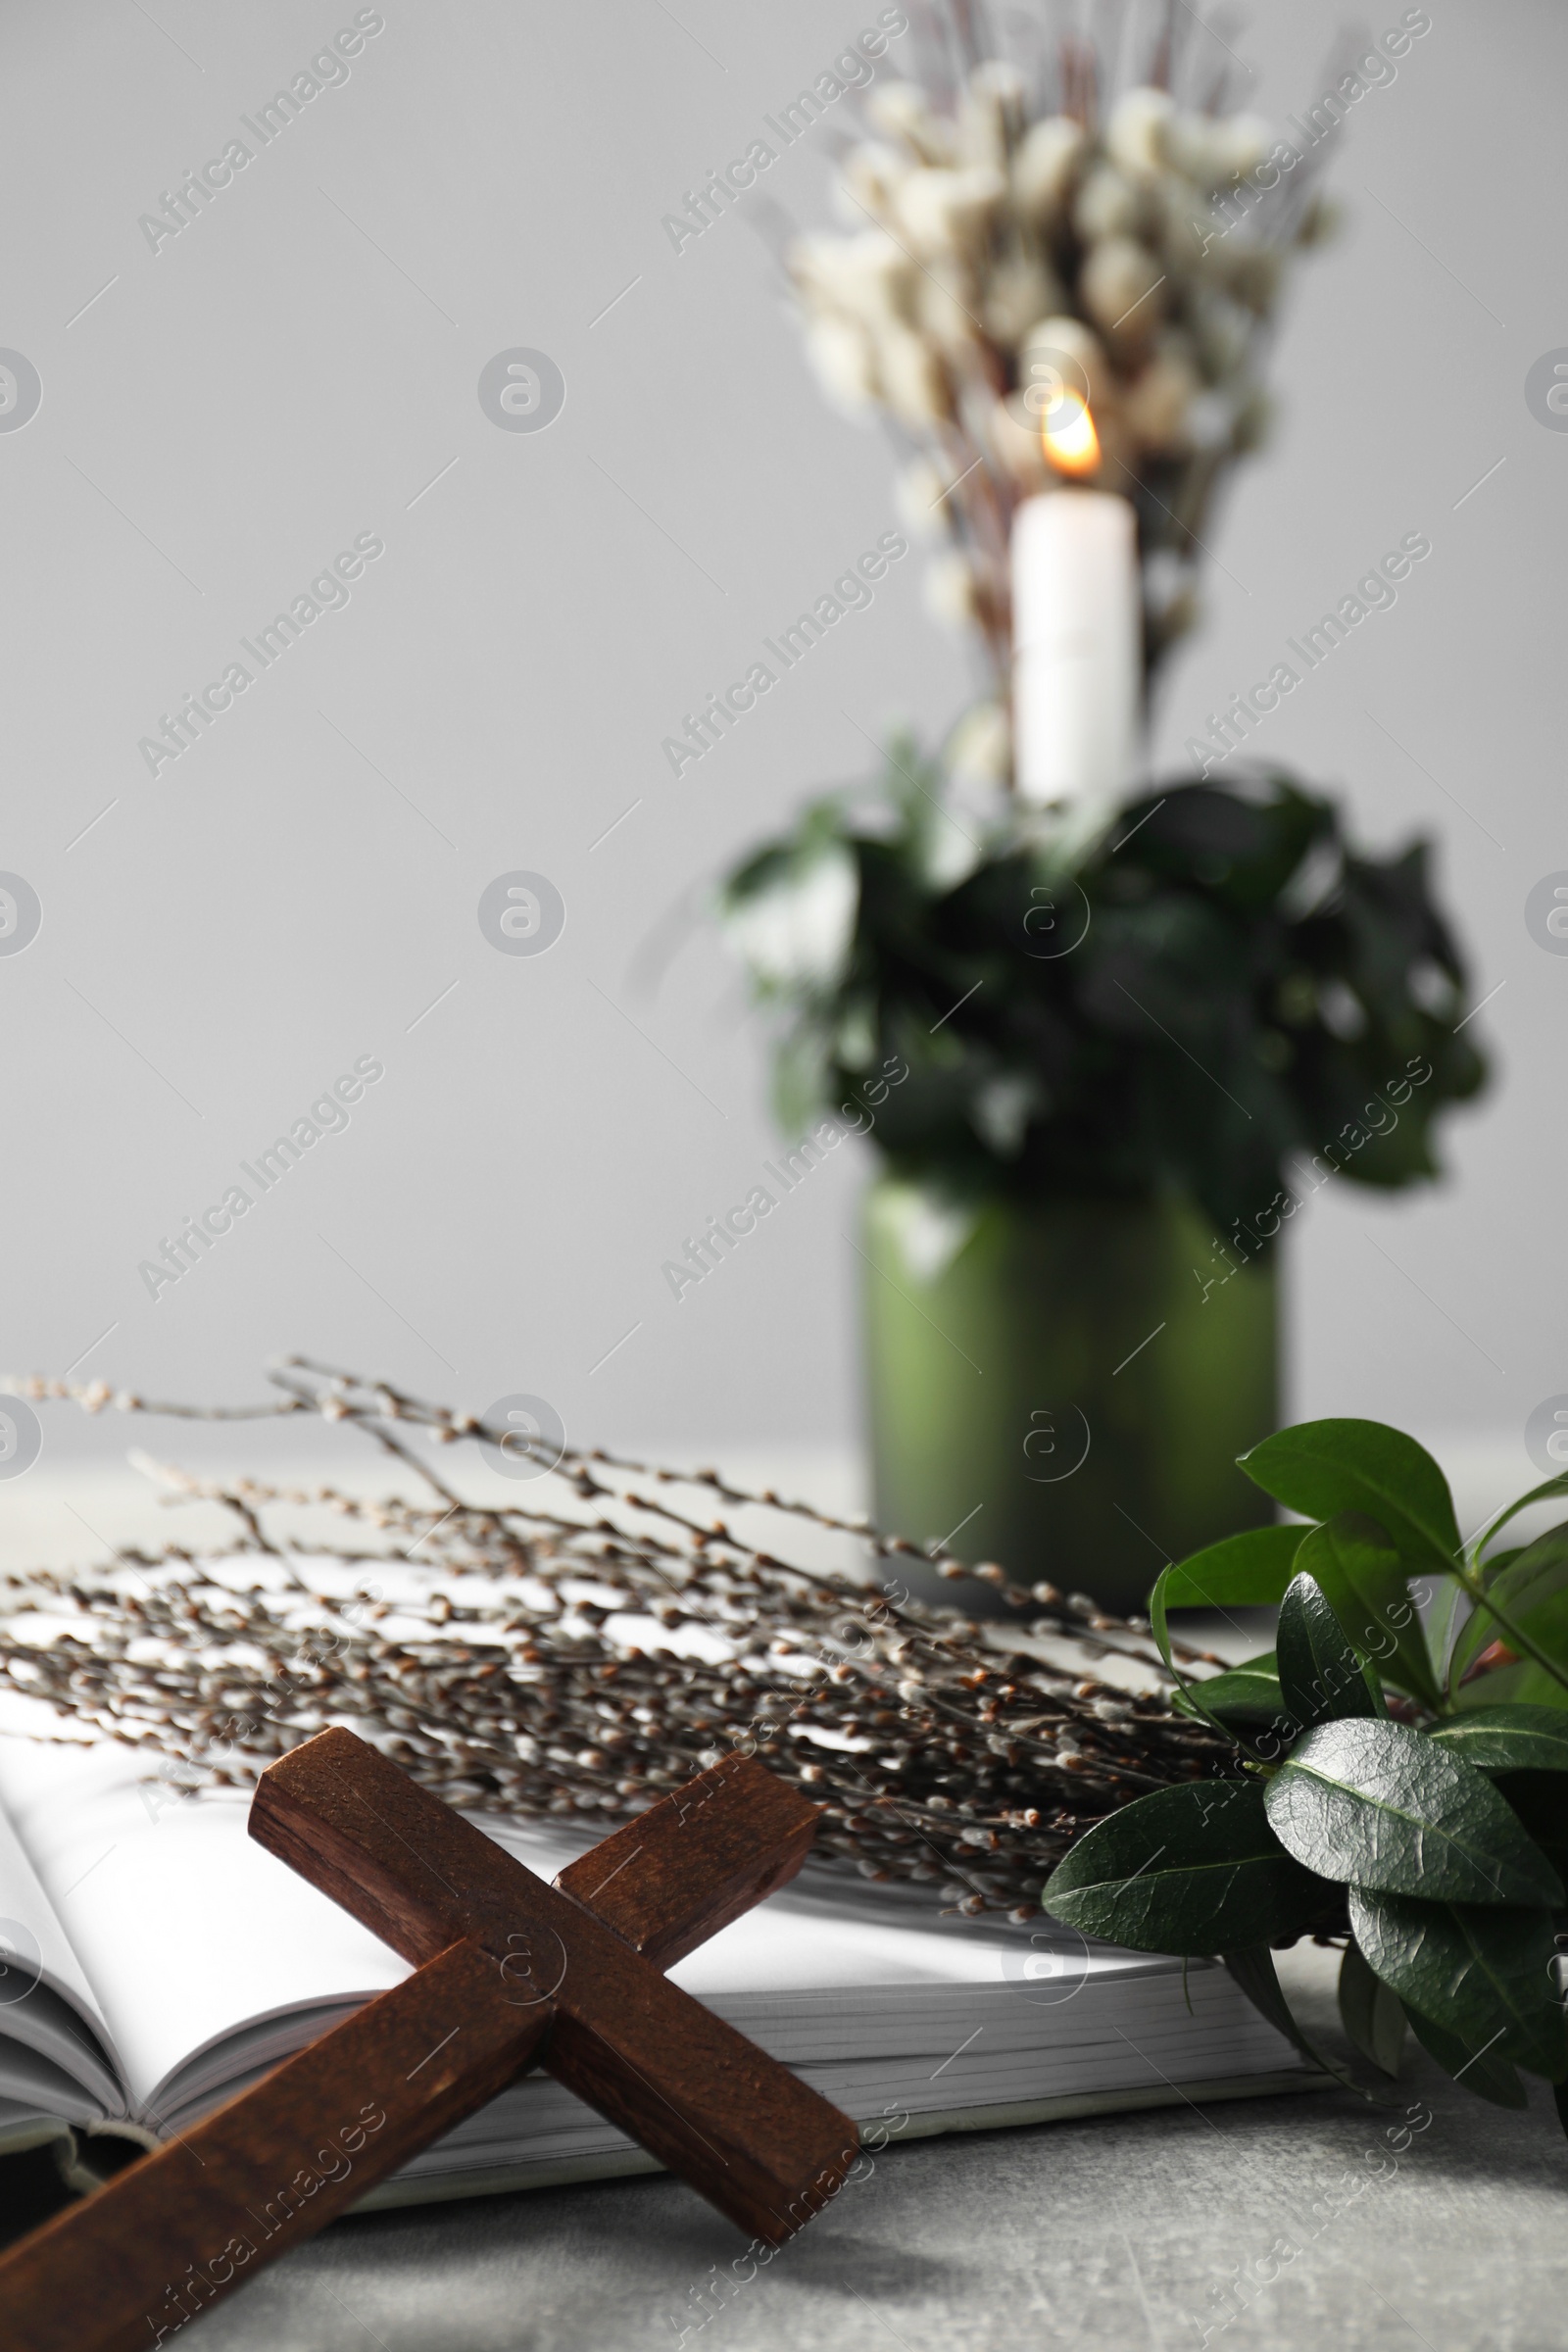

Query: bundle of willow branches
<box><xmin>0</xmin><ymin>1361</ymin><xmax>1228</xmax><ymax>1918</ymax></box>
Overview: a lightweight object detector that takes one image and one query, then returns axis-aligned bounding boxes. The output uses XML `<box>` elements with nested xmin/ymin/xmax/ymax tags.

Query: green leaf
<box><xmin>1339</xmin><ymin>1937</ymin><xmax>1406</xmax><ymax>2078</ymax></box>
<box><xmin>1043</xmin><ymin>1780</ymin><xmax>1332</xmax><ymax>1955</ymax></box>
<box><xmin>1149</xmin><ymin>1525</ymin><xmax>1304</xmax><ymax>1679</ymax></box>
<box><xmin>1153</xmin><ymin>1525</ymin><xmax>1306</xmax><ymax>1615</ymax></box>
<box><xmin>1172</xmin><ymin>1653</ymin><xmax>1285</xmax><ymax>1729</ymax></box>
<box><xmin>1422</xmin><ymin>1572</ymin><xmax>1468</xmax><ymax>1690</ymax></box>
<box><xmin>1447</xmin><ymin>1523</ymin><xmax>1568</xmax><ymax>1697</ymax></box>
<box><xmin>1467</xmin><ymin>1471</ymin><xmax>1568</xmax><ymax>1568</ymax></box>
<box><xmin>718</xmin><ymin>834</ymin><xmax>859</xmax><ymax>994</ymax></box>
<box><xmin>1294</xmin><ymin>1512</ymin><xmax>1439</xmax><ymax>1710</ymax></box>
<box><xmin>1264</xmin><ymin>1718</ymin><xmax>1564</xmax><ymax>1907</ymax></box>
<box><xmin>1428</xmin><ymin>1704</ymin><xmax>1568</xmax><ymax>1775</ymax></box>
<box><xmin>1219</xmin><ymin>1941</ymin><xmax>1301</xmax><ymax>2044</ymax></box>
<box><xmin>1238</xmin><ymin>1419</ymin><xmax>1460</xmax><ymax>1575</ymax></box>
<box><xmin>1222</xmin><ymin>1944</ymin><xmax>1381</xmax><ymax>2101</ymax></box>
<box><xmin>1275</xmin><ymin>1572</ymin><xmax>1381</xmax><ymax>1729</ymax></box>
<box><xmin>1452</xmin><ymin>1658</ymin><xmax>1568</xmax><ymax>1714</ymax></box>
<box><xmin>1348</xmin><ymin>1887</ymin><xmax>1568</xmax><ymax>2080</ymax></box>
<box><xmin>1493</xmin><ymin>1770</ymin><xmax>1568</xmax><ymax>1894</ymax></box>
<box><xmin>1402</xmin><ymin>2003</ymin><xmax>1528</xmax><ymax>2107</ymax></box>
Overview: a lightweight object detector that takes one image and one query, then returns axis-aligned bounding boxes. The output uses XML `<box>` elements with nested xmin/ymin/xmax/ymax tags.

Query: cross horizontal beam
<box><xmin>0</xmin><ymin>1742</ymin><xmax>856</xmax><ymax>2352</ymax></box>
<box><xmin>250</xmin><ymin>1732</ymin><xmax>854</xmax><ymax>2240</ymax></box>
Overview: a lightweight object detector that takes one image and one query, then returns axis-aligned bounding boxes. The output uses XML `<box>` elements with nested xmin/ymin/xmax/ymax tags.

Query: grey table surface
<box><xmin>176</xmin><ymin>1951</ymin><xmax>1565</xmax><ymax>2352</ymax></box>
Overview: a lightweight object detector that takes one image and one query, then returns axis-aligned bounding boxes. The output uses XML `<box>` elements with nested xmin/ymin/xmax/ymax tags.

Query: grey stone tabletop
<box><xmin>177</xmin><ymin>1948</ymin><xmax>1565</xmax><ymax>2352</ymax></box>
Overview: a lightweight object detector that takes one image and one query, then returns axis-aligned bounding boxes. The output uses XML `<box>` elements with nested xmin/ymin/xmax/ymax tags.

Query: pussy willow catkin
<box><xmin>0</xmin><ymin>1359</ymin><xmax>1226</xmax><ymax>1917</ymax></box>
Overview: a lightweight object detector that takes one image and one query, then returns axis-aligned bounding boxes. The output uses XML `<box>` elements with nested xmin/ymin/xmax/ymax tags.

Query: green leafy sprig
<box><xmin>720</xmin><ymin>761</ymin><xmax>1485</xmax><ymax>1235</ymax></box>
<box><xmin>1044</xmin><ymin>1419</ymin><xmax>1568</xmax><ymax>2129</ymax></box>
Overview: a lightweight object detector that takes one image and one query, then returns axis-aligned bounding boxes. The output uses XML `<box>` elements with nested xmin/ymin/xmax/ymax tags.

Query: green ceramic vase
<box><xmin>861</xmin><ymin>1176</ymin><xmax>1278</xmax><ymax>1616</ymax></box>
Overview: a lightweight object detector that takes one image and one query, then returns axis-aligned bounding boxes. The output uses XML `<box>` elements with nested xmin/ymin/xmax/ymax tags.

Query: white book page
<box><xmin>668</xmin><ymin>1901</ymin><xmax>1156</xmax><ymax>1996</ymax></box>
<box><xmin>0</xmin><ymin>1717</ymin><xmax>122</xmax><ymax>2110</ymax></box>
<box><xmin>0</xmin><ymin>1705</ymin><xmax>408</xmax><ymax>2117</ymax></box>
<box><xmin>0</xmin><ymin>1752</ymin><xmax>102</xmax><ymax>2026</ymax></box>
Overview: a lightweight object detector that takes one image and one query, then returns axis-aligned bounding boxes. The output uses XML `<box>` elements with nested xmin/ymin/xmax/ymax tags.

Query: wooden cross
<box><xmin>2</xmin><ymin>1730</ymin><xmax>858</xmax><ymax>2352</ymax></box>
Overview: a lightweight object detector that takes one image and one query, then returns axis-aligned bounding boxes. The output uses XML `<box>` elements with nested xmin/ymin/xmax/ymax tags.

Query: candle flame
<box><xmin>1042</xmin><ymin>390</ymin><xmax>1101</xmax><ymax>478</ymax></box>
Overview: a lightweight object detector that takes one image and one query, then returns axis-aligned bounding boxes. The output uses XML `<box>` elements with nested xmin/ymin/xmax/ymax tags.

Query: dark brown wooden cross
<box><xmin>1</xmin><ymin>1730</ymin><xmax>858</xmax><ymax>2352</ymax></box>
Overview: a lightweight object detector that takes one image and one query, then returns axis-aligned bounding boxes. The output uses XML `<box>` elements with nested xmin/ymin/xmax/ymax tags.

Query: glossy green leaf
<box><xmin>1422</xmin><ymin>1572</ymin><xmax>1468</xmax><ymax>1692</ymax></box>
<box><xmin>1338</xmin><ymin>1936</ymin><xmax>1405</xmax><ymax>2078</ymax></box>
<box><xmin>1149</xmin><ymin>1525</ymin><xmax>1304</xmax><ymax>1681</ymax></box>
<box><xmin>1467</xmin><ymin>1472</ymin><xmax>1568</xmax><ymax>1569</ymax></box>
<box><xmin>1447</xmin><ymin>1523</ymin><xmax>1568</xmax><ymax>1697</ymax></box>
<box><xmin>1221</xmin><ymin>1942</ymin><xmax>1305</xmax><ymax>2050</ymax></box>
<box><xmin>1350</xmin><ymin>1887</ymin><xmax>1568</xmax><ymax>2080</ymax></box>
<box><xmin>1172</xmin><ymin>1654</ymin><xmax>1285</xmax><ymax>1729</ymax></box>
<box><xmin>1294</xmin><ymin>1512</ymin><xmax>1439</xmax><ymax>1709</ymax></box>
<box><xmin>1043</xmin><ymin>1780</ymin><xmax>1331</xmax><ymax>1955</ymax></box>
<box><xmin>1238</xmin><ymin>1419</ymin><xmax>1459</xmax><ymax>1574</ymax></box>
<box><xmin>1402</xmin><ymin>2003</ymin><xmax>1528</xmax><ymax>2107</ymax></box>
<box><xmin>1153</xmin><ymin>1525</ymin><xmax>1306</xmax><ymax>1616</ymax></box>
<box><xmin>1493</xmin><ymin>1770</ymin><xmax>1568</xmax><ymax>1894</ymax></box>
<box><xmin>1264</xmin><ymin>1718</ymin><xmax>1564</xmax><ymax>1906</ymax></box>
<box><xmin>1428</xmin><ymin>1705</ymin><xmax>1568</xmax><ymax>1775</ymax></box>
<box><xmin>1275</xmin><ymin>1572</ymin><xmax>1381</xmax><ymax>1730</ymax></box>
<box><xmin>1223</xmin><ymin>1944</ymin><xmax>1379</xmax><ymax>2100</ymax></box>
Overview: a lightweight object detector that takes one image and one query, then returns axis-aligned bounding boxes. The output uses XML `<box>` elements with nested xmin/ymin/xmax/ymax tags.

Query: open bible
<box><xmin>0</xmin><ymin>1699</ymin><xmax>1320</xmax><ymax>2211</ymax></box>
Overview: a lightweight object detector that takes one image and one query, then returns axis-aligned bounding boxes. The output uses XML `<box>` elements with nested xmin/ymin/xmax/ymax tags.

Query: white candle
<box><xmin>1011</xmin><ymin>490</ymin><xmax>1141</xmax><ymax>807</ymax></box>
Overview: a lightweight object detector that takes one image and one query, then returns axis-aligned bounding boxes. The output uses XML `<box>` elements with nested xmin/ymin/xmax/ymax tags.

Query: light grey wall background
<box><xmin>0</xmin><ymin>0</ymin><xmax>1561</xmax><ymax>1479</ymax></box>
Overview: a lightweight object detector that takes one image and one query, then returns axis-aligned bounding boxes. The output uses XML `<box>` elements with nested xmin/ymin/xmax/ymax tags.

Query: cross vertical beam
<box><xmin>0</xmin><ymin>1741</ymin><xmax>858</xmax><ymax>2352</ymax></box>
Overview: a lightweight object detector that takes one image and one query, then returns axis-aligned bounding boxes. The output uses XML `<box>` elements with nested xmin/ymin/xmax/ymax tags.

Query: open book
<box><xmin>0</xmin><ymin>1698</ymin><xmax>1320</xmax><ymax>2211</ymax></box>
